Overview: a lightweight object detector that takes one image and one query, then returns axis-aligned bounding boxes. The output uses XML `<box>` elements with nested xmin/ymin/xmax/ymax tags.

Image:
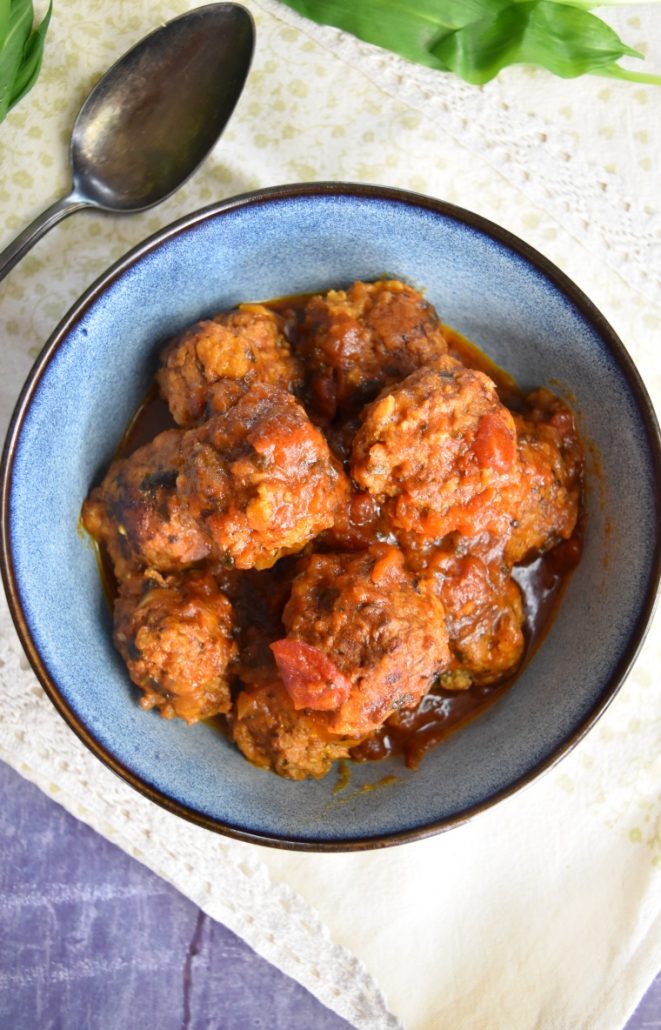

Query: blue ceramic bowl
<box><xmin>2</xmin><ymin>183</ymin><xmax>660</xmax><ymax>850</ymax></box>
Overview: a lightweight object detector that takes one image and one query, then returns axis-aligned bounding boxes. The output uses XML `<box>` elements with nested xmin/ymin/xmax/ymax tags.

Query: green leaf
<box><xmin>280</xmin><ymin>0</ymin><xmax>446</xmax><ymax>68</ymax></box>
<box><xmin>0</xmin><ymin>0</ymin><xmax>32</xmax><ymax>120</ymax></box>
<box><xmin>431</xmin><ymin>1</ymin><xmax>644</xmax><ymax>83</ymax></box>
<box><xmin>0</xmin><ymin>0</ymin><xmax>52</xmax><ymax>123</ymax></box>
<box><xmin>280</xmin><ymin>1</ymin><xmax>519</xmax><ymax>68</ymax></box>
<box><xmin>9</xmin><ymin>0</ymin><xmax>51</xmax><ymax>107</ymax></box>
<box><xmin>277</xmin><ymin>0</ymin><xmax>661</xmax><ymax>85</ymax></box>
<box><xmin>0</xmin><ymin>0</ymin><xmax>12</xmax><ymax>46</ymax></box>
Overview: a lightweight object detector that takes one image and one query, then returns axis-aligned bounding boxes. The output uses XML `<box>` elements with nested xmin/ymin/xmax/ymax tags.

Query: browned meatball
<box><xmin>503</xmin><ymin>390</ymin><xmax>583</xmax><ymax>565</ymax></box>
<box><xmin>297</xmin><ymin>279</ymin><xmax>448</xmax><ymax>420</ymax></box>
<box><xmin>157</xmin><ymin>306</ymin><xmax>303</xmax><ymax>426</ymax></box>
<box><xmin>230</xmin><ymin>671</ymin><xmax>358</xmax><ymax>780</ymax></box>
<box><xmin>351</xmin><ymin>359</ymin><xmax>520</xmax><ymax>543</ymax></box>
<box><xmin>178</xmin><ymin>383</ymin><xmax>342</xmax><ymax>570</ymax></box>
<box><xmin>81</xmin><ymin>430</ymin><xmax>211</xmax><ymax>582</ymax></box>
<box><xmin>428</xmin><ymin>551</ymin><xmax>525</xmax><ymax>686</ymax></box>
<box><xmin>270</xmin><ymin>545</ymin><xmax>450</xmax><ymax>738</ymax></box>
<box><xmin>113</xmin><ymin>570</ymin><xmax>237</xmax><ymax>724</ymax></box>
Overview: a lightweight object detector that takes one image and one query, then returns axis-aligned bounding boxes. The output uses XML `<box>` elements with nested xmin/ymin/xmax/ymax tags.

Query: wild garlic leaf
<box><xmin>0</xmin><ymin>0</ymin><xmax>12</xmax><ymax>48</ymax></box>
<box><xmin>0</xmin><ymin>0</ymin><xmax>33</xmax><ymax>120</ymax></box>
<box><xmin>278</xmin><ymin>0</ymin><xmax>521</xmax><ymax>68</ymax></box>
<box><xmin>279</xmin><ymin>0</ymin><xmax>449</xmax><ymax>69</ymax></box>
<box><xmin>431</xmin><ymin>1</ymin><xmax>643</xmax><ymax>83</ymax></box>
<box><xmin>0</xmin><ymin>0</ymin><xmax>52</xmax><ymax>123</ymax></box>
<box><xmin>9</xmin><ymin>0</ymin><xmax>51</xmax><ymax>107</ymax></box>
<box><xmin>278</xmin><ymin>0</ymin><xmax>661</xmax><ymax>85</ymax></box>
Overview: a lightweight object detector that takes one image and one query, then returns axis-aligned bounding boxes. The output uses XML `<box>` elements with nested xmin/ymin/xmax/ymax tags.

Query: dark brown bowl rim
<box><xmin>2</xmin><ymin>181</ymin><xmax>661</xmax><ymax>852</ymax></box>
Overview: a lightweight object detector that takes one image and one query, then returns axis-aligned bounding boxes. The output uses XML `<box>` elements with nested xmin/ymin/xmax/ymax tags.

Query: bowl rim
<box><xmin>2</xmin><ymin>180</ymin><xmax>661</xmax><ymax>852</ymax></box>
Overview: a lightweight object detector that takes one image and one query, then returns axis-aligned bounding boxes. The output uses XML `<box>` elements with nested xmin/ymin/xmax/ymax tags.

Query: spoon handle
<box><xmin>0</xmin><ymin>194</ymin><xmax>91</xmax><ymax>284</ymax></box>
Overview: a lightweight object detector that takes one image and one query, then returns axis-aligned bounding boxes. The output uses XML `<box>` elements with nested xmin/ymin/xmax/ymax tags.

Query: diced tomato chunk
<box><xmin>270</xmin><ymin>639</ymin><xmax>352</xmax><ymax>712</ymax></box>
<box><xmin>474</xmin><ymin>412</ymin><xmax>516</xmax><ymax>473</ymax></box>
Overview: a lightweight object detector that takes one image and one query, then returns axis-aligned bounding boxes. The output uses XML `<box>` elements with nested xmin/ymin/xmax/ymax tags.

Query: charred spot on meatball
<box><xmin>82</xmin><ymin>429</ymin><xmax>211</xmax><ymax>581</ymax></box>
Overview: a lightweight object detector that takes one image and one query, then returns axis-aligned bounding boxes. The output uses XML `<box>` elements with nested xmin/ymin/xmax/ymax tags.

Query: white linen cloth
<box><xmin>1</xmin><ymin>2</ymin><xmax>660</xmax><ymax>1027</ymax></box>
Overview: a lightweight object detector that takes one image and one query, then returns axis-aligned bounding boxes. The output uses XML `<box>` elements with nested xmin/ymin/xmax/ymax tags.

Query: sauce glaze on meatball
<box><xmin>157</xmin><ymin>306</ymin><xmax>302</xmax><ymax>426</ymax></box>
<box><xmin>351</xmin><ymin>358</ymin><xmax>520</xmax><ymax>542</ymax></box>
<box><xmin>230</xmin><ymin>670</ymin><xmax>359</xmax><ymax>781</ymax></box>
<box><xmin>271</xmin><ymin>545</ymin><xmax>451</xmax><ymax>738</ymax></box>
<box><xmin>113</xmin><ymin>570</ymin><xmax>237</xmax><ymax>724</ymax></box>
<box><xmin>503</xmin><ymin>390</ymin><xmax>583</xmax><ymax>565</ymax></box>
<box><xmin>179</xmin><ymin>383</ymin><xmax>343</xmax><ymax>570</ymax></box>
<box><xmin>297</xmin><ymin>279</ymin><xmax>448</xmax><ymax>420</ymax></box>
<box><xmin>428</xmin><ymin>551</ymin><xmax>525</xmax><ymax>687</ymax></box>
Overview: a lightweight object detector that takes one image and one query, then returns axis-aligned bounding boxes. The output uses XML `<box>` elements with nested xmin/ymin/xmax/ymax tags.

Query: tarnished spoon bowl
<box><xmin>0</xmin><ymin>3</ymin><xmax>254</xmax><ymax>281</ymax></box>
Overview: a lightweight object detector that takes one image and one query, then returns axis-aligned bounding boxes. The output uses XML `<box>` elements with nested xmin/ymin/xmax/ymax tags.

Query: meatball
<box><xmin>270</xmin><ymin>545</ymin><xmax>450</xmax><ymax>738</ymax></box>
<box><xmin>157</xmin><ymin>306</ymin><xmax>302</xmax><ymax>426</ymax></box>
<box><xmin>351</xmin><ymin>359</ymin><xmax>520</xmax><ymax>543</ymax></box>
<box><xmin>297</xmin><ymin>279</ymin><xmax>448</xmax><ymax>420</ymax></box>
<box><xmin>178</xmin><ymin>383</ymin><xmax>342</xmax><ymax>570</ymax></box>
<box><xmin>230</xmin><ymin>671</ymin><xmax>358</xmax><ymax>780</ymax></box>
<box><xmin>113</xmin><ymin>570</ymin><xmax>237</xmax><ymax>724</ymax></box>
<box><xmin>428</xmin><ymin>551</ymin><xmax>525</xmax><ymax>686</ymax></box>
<box><xmin>504</xmin><ymin>390</ymin><xmax>583</xmax><ymax>565</ymax></box>
<box><xmin>82</xmin><ymin>430</ymin><xmax>211</xmax><ymax>582</ymax></box>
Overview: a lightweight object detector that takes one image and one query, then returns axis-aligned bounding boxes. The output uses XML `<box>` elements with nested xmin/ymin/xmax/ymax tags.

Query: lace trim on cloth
<box><xmin>258</xmin><ymin>0</ymin><xmax>661</xmax><ymax>306</ymax></box>
<box><xmin>0</xmin><ymin>596</ymin><xmax>400</xmax><ymax>1030</ymax></box>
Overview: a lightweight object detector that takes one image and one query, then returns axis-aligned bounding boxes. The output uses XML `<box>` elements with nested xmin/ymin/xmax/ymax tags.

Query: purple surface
<box><xmin>0</xmin><ymin>761</ymin><xmax>353</xmax><ymax>1030</ymax></box>
<box><xmin>1</xmin><ymin>757</ymin><xmax>659</xmax><ymax>1029</ymax></box>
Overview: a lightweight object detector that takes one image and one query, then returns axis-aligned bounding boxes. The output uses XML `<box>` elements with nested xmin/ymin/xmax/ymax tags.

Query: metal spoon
<box><xmin>0</xmin><ymin>3</ymin><xmax>254</xmax><ymax>282</ymax></box>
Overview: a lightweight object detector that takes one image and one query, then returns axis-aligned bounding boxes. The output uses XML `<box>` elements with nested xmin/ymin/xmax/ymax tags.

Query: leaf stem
<box><xmin>596</xmin><ymin>62</ymin><xmax>661</xmax><ymax>84</ymax></box>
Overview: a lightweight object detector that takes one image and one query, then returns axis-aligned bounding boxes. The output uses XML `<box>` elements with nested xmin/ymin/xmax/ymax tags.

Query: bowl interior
<box><xmin>5</xmin><ymin>186</ymin><xmax>660</xmax><ymax>848</ymax></box>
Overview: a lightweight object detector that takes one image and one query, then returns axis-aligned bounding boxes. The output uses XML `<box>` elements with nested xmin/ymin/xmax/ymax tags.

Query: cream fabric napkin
<box><xmin>1</xmin><ymin>2</ymin><xmax>660</xmax><ymax>1028</ymax></box>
